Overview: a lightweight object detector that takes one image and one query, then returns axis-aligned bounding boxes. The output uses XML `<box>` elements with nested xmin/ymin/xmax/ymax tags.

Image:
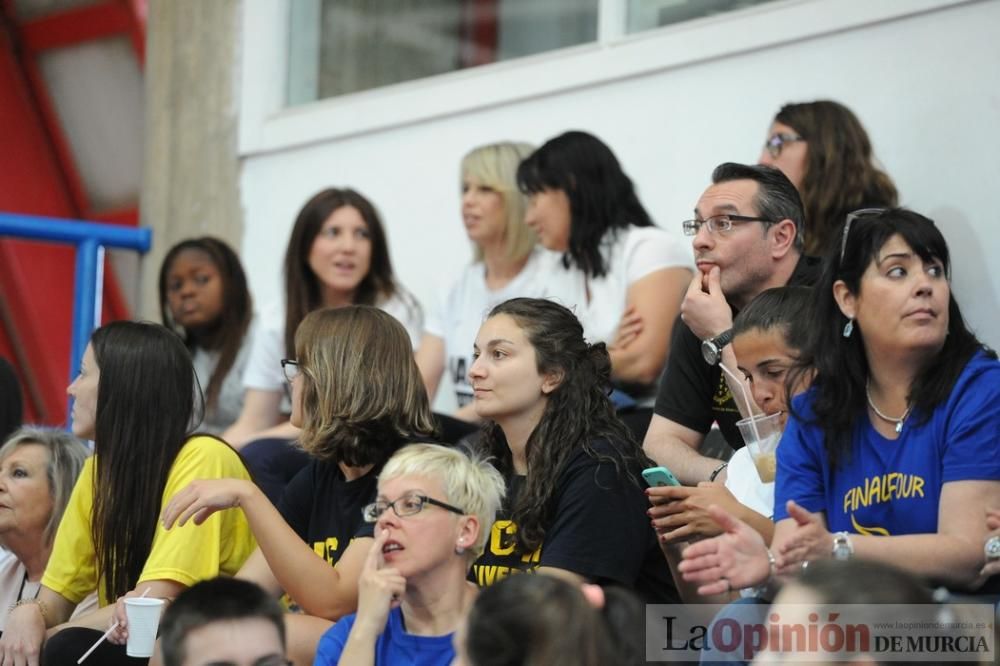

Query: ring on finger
<box><xmin>984</xmin><ymin>535</ymin><xmax>1000</xmax><ymax>561</ymax></box>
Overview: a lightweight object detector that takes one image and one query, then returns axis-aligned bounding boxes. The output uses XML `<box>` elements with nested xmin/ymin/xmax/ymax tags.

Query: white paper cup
<box><xmin>124</xmin><ymin>597</ymin><xmax>165</xmax><ymax>657</ymax></box>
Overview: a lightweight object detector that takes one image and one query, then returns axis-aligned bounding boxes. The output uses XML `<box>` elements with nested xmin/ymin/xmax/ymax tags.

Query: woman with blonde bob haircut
<box><xmin>0</xmin><ymin>428</ymin><xmax>91</xmax><ymax>630</ymax></box>
<box><xmin>163</xmin><ymin>306</ymin><xmax>437</xmax><ymax>663</ymax></box>
<box><xmin>315</xmin><ymin>443</ymin><xmax>506</xmax><ymax>665</ymax></box>
<box><xmin>417</xmin><ymin>141</ymin><xmax>564</xmax><ymax>425</ymax></box>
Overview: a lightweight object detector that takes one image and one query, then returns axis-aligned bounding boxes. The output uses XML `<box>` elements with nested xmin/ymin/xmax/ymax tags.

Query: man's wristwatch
<box><xmin>701</xmin><ymin>329</ymin><xmax>734</xmax><ymax>366</ymax></box>
<box><xmin>832</xmin><ymin>531</ymin><xmax>854</xmax><ymax>561</ymax></box>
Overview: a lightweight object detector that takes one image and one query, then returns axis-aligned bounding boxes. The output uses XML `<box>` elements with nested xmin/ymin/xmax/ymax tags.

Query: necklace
<box><xmin>17</xmin><ymin>569</ymin><xmax>38</xmax><ymax>601</ymax></box>
<box><xmin>866</xmin><ymin>380</ymin><xmax>911</xmax><ymax>434</ymax></box>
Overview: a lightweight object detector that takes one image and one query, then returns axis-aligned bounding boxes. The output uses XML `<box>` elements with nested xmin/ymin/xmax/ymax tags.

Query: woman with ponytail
<box><xmin>467</xmin><ymin>297</ymin><xmax>675</xmax><ymax>602</ymax></box>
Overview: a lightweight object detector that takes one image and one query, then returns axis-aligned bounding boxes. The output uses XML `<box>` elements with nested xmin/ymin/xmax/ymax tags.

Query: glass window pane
<box><xmin>13</xmin><ymin>0</ymin><xmax>96</xmax><ymax>20</ymax></box>
<box><xmin>627</xmin><ymin>0</ymin><xmax>782</xmax><ymax>34</ymax></box>
<box><xmin>287</xmin><ymin>0</ymin><xmax>598</xmax><ymax>105</ymax></box>
<box><xmin>36</xmin><ymin>37</ymin><xmax>143</xmax><ymax>212</ymax></box>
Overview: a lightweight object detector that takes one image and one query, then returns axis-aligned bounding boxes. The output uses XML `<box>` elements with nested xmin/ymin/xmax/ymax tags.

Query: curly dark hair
<box><xmin>516</xmin><ymin>131</ymin><xmax>653</xmax><ymax>278</ymax></box>
<box><xmin>477</xmin><ymin>298</ymin><xmax>650</xmax><ymax>553</ymax></box>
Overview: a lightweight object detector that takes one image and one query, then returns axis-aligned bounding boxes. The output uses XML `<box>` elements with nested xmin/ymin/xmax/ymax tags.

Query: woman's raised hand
<box><xmin>161</xmin><ymin>478</ymin><xmax>255</xmax><ymax>529</ymax></box>
<box><xmin>772</xmin><ymin>500</ymin><xmax>832</xmax><ymax>574</ymax></box>
<box><xmin>353</xmin><ymin>529</ymin><xmax>407</xmax><ymax>635</ymax></box>
<box><xmin>677</xmin><ymin>505</ymin><xmax>771</xmax><ymax>596</ymax></box>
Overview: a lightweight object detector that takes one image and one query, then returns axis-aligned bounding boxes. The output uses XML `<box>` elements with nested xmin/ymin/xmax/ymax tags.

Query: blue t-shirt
<box><xmin>313</xmin><ymin>607</ymin><xmax>455</xmax><ymax>666</ymax></box>
<box><xmin>774</xmin><ymin>351</ymin><xmax>1000</xmax><ymax>535</ymax></box>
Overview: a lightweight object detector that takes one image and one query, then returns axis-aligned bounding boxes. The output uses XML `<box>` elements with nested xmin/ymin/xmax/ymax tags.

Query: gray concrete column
<box><xmin>139</xmin><ymin>0</ymin><xmax>243</xmax><ymax>319</ymax></box>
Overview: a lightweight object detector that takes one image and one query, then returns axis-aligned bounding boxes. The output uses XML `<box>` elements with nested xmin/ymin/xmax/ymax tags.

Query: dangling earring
<box><xmin>843</xmin><ymin>318</ymin><xmax>854</xmax><ymax>338</ymax></box>
<box><xmin>455</xmin><ymin>542</ymin><xmax>466</xmax><ymax>555</ymax></box>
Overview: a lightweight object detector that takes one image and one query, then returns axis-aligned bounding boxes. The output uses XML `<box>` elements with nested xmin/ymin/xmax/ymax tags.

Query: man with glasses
<box><xmin>159</xmin><ymin>577</ymin><xmax>290</xmax><ymax>666</ymax></box>
<box><xmin>643</xmin><ymin>163</ymin><xmax>819</xmax><ymax>485</ymax></box>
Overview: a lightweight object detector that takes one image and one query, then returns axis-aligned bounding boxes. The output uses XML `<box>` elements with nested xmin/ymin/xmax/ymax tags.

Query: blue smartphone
<box><xmin>642</xmin><ymin>465</ymin><xmax>681</xmax><ymax>488</ymax></box>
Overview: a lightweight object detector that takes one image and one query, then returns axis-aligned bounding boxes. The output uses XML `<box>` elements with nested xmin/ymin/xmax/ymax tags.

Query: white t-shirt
<box><xmin>545</xmin><ymin>225</ymin><xmax>693</xmax><ymax>346</ymax></box>
<box><xmin>243</xmin><ymin>293</ymin><xmax>423</xmax><ymax>395</ymax></box>
<box><xmin>424</xmin><ymin>247</ymin><xmax>564</xmax><ymax>407</ymax></box>
<box><xmin>724</xmin><ymin>447</ymin><xmax>775</xmax><ymax>520</ymax></box>
<box><xmin>191</xmin><ymin>322</ymin><xmax>254</xmax><ymax>435</ymax></box>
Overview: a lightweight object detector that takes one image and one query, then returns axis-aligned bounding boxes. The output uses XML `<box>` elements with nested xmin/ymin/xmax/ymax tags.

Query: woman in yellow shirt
<box><xmin>0</xmin><ymin>321</ymin><xmax>256</xmax><ymax>666</ymax></box>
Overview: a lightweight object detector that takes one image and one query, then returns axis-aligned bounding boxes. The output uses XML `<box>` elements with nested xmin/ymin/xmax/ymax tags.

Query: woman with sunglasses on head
<box><xmin>314</xmin><ymin>443</ymin><xmax>505</xmax><ymax>665</ymax></box>
<box><xmin>679</xmin><ymin>209</ymin><xmax>1000</xmax><ymax>598</ymax></box>
<box><xmin>517</xmin><ymin>131</ymin><xmax>692</xmax><ymax>427</ymax></box>
<box><xmin>468</xmin><ymin>297</ymin><xmax>675</xmax><ymax>603</ymax></box>
<box><xmin>759</xmin><ymin>100</ymin><xmax>898</xmax><ymax>257</ymax></box>
<box><xmin>162</xmin><ymin>306</ymin><xmax>437</xmax><ymax>664</ymax></box>
<box><xmin>0</xmin><ymin>322</ymin><xmax>256</xmax><ymax>666</ymax></box>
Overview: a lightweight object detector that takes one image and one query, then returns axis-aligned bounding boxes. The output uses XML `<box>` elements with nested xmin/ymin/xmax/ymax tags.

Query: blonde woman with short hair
<box><xmin>416</xmin><ymin>141</ymin><xmax>563</xmax><ymax>423</ymax></box>
<box><xmin>315</xmin><ymin>443</ymin><xmax>505</xmax><ymax>665</ymax></box>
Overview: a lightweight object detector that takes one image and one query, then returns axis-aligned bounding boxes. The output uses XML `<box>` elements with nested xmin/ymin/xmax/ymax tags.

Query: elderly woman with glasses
<box><xmin>314</xmin><ymin>443</ymin><xmax>505</xmax><ymax>665</ymax></box>
<box><xmin>758</xmin><ymin>100</ymin><xmax>898</xmax><ymax>257</ymax></box>
<box><xmin>679</xmin><ymin>208</ymin><xmax>1000</xmax><ymax>598</ymax></box>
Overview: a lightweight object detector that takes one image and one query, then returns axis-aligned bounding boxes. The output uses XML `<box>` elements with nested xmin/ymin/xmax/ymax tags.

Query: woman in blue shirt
<box><xmin>680</xmin><ymin>208</ymin><xmax>999</xmax><ymax>596</ymax></box>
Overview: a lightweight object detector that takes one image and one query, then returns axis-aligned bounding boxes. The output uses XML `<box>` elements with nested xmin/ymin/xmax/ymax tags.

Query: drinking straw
<box><xmin>77</xmin><ymin>587</ymin><xmax>152</xmax><ymax>663</ymax></box>
<box><xmin>718</xmin><ymin>363</ymin><xmax>762</xmax><ymax>443</ymax></box>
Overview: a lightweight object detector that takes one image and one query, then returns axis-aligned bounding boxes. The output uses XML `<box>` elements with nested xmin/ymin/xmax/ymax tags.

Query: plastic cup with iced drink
<box><xmin>736</xmin><ymin>412</ymin><xmax>783</xmax><ymax>483</ymax></box>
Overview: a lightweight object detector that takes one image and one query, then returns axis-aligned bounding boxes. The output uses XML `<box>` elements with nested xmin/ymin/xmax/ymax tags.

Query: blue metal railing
<box><xmin>0</xmin><ymin>213</ymin><xmax>152</xmax><ymax>408</ymax></box>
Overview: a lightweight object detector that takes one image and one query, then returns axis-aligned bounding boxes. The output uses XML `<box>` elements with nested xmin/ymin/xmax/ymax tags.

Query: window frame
<box><xmin>238</xmin><ymin>0</ymin><xmax>971</xmax><ymax>157</ymax></box>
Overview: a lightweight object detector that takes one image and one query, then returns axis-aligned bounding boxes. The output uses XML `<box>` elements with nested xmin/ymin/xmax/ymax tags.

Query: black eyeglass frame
<box><xmin>362</xmin><ymin>493</ymin><xmax>466</xmax><ymax>523</ymax></box>
<box><xmin>764</xmin><ymin>132</ymin><xmax>805</xmax><ymax>159</ymax></box>
<box><xmin>280</xmin><ymin>358</ymin><xmax>300</xmax><ymax>383</ymax></box>
<box><xmin>682</xmin><ymin>214</ymin><xmax>775</xmax><ymax>237</ymax></box>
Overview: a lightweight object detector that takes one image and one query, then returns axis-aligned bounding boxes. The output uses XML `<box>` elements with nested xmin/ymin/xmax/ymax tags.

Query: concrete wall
<box><xmin>235</xmin><ymin>0</ymin><xmax>1000</xmax><ymax>408</ymax></box>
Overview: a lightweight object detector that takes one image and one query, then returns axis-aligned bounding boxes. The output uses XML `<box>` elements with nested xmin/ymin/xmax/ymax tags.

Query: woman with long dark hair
<box><xmin>517</xmin><ymin>131</ymin><xmax>692</xmax><ymax>413</ymax></box>
<box><xmin>468</xmin><ymin>297</ymin><xmax>675</xmax><ymax>602</ymax></box>
<box><xmin>223</xmin><ymin>188</ymin><xmax>421</xmax><ymax>501</ymax></box>
<box><xmin>224</xmin><ymin>188</ymin><xmax>421</xmax><ymax>449</ymax></box>
<box><xmin>0</xmin><ymin>322</ymin><xmax>255</xmax><ymax>665</ymax></box>
<box><xmin>759</xmin><ymin>100</ymin><xmax>898</xmax><ymax>256</ymax></box>
<box><xmin>159</xmin><ymin>236</ymin><xmax>253</xmax><ymax>434</ymax></box>
<box><xmin>679</xmin><ymin>209</ymin><xmax>999</xmax><ymax>597</ymax></box>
